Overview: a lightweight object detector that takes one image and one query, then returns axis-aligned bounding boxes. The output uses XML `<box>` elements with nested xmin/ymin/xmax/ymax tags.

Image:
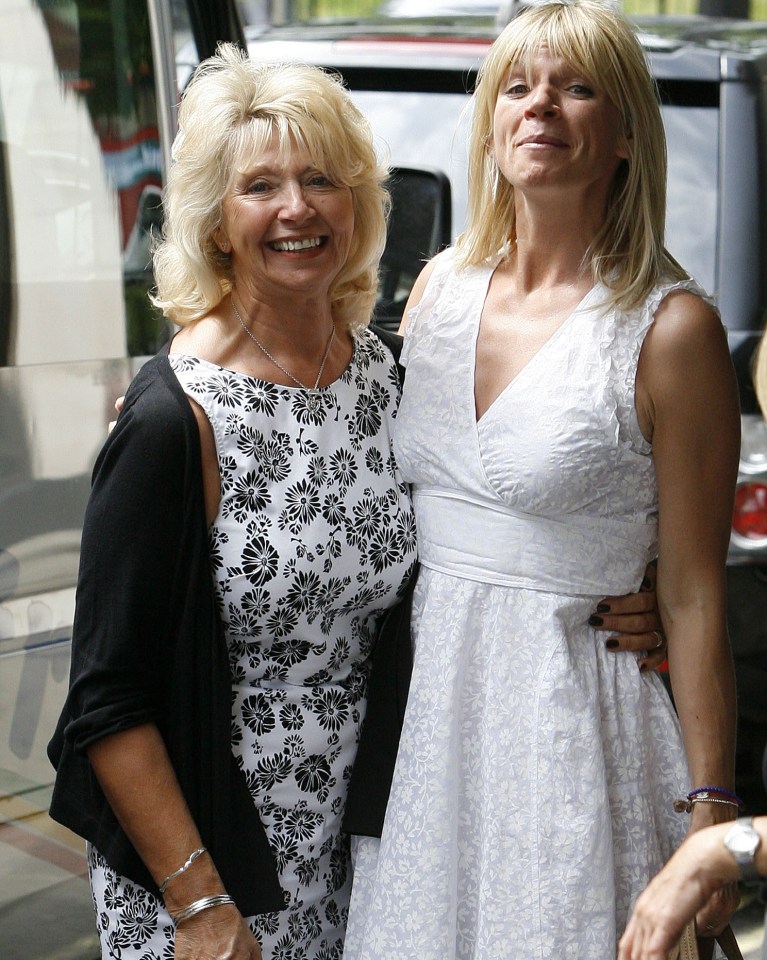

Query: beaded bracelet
<box><xmin>159</xmin><ymin>846</ymin><xmax>207</xmax><ymax>895</ymax></box>
<box><xmin>172</xmin><ymin>894</ymin><xmax>235</xmax><ymax>925</ymax></box>
<box><xmin>688</xmin><ymin>786</ymin><xmax>744</xmax><ymax>807</ymax></box>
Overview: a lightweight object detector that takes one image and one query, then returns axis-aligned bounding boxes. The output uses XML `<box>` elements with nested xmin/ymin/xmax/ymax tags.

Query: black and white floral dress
<box><xmin>88</xmin><ymin>329</ymin><xmax>416</xmax><ymax>960</ymax></box>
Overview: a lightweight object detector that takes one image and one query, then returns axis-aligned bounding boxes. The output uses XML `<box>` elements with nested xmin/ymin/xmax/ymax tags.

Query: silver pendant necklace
<box><xmin>231</xmin><ymin>297</ymin><xmax>335</xmax><ymax>414</ymax></box>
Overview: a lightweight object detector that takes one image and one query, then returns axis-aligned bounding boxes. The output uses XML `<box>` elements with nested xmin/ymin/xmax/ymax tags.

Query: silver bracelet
<box><xmin>172</xmin><ymin>894</ymin><xmax>236</xmax><ymax>925</ymax></box>
<box><xmin>158</xmin><ymin>846</ymin><xmax>207</xmax><ymax>895</ymax></box>
<box><xmin>691</xmin><ymin>797</ymin><xmax>741</xmax><ymax>809</ymax></box>
<box><xmin>673</xmin><ymin>796</ymin><xmax>740</xmax><ymax>814</ymax></box>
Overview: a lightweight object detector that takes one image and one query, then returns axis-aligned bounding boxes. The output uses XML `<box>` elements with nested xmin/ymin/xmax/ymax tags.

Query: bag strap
<box><xmin>669</xmin><ymin>921</ymin><xmax>699</xmax><ymax>960</ymax></box>
<box><xmin>709</xmin><ymin>924</ymin><xmax>744</xmax><ymax>960</ymax></box>
<box><xmin>669</xmin><ymin>922</ymin><xmax>744</xmax><ymax>960</ymax></box>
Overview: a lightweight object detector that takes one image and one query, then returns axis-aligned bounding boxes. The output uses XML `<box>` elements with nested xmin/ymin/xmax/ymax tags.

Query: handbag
<box><xmin>667</xmin><ymin>921</ymin><xmax>743</xmax><ymax>960</ymax></box>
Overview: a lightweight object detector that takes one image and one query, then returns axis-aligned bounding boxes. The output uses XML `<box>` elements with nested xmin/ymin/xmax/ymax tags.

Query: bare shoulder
<box><xmin>169</xmin><ymin>312</ymin><xmax>231</xmax><ymax>362</ymax></box>
<box><xmin>639</xmin><ymin>289</ymin><xmax>731</xmax><ymax>392</ymax></box>
<box><xmin>636</xmin><ymin>288</ymin><xmax>736</xmax><ymax>441</ymax></box>
<box><xmin>645</xmin><ymin>288</ymin><xmax>724</xmax><ymax>356</ymax></box>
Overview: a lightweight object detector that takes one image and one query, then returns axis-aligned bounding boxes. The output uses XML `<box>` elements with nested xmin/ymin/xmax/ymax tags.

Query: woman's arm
<box><xmin>88</xmin><ymin>725</ymin><xmax>260</xmax><ymax>960</ymax></box>
<box><xmin>78</xmin><ymin>373</ymin><xmax>254</xmax><ymax>958</ymax></box>
<box><xmin>618</xmin><ymin>816</ymin><xmax>767</xmax><ymax>959</ymax></box>
<box><xmin>636</xmin><ymin>290</ymin><xmax>741</xmax><ymax>932</ymax></box>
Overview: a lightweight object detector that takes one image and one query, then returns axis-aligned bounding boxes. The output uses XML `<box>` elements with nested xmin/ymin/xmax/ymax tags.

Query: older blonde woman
<box><xmin>48</xmin><ymin>48</ymin><xmax>416</xmax><ymax>960</ymax></box>
<box><xmin>345</xmin><ymin>3</ymin><xmax>740</xmax><ymax>957</ymax></box>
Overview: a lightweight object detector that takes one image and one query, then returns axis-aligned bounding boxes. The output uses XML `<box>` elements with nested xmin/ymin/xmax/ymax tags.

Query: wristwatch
<box><xmin>723</xmin><ymin>817</ymin><xmax>762</xmax><ymax>882</ymax></box>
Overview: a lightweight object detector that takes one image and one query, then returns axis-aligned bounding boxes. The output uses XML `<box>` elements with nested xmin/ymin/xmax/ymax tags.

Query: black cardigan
<box><xmin>48</xmin><ymin>327</ymin><xmax>414</xmax><ymax>911</ymax></box>
<box><xmin>47</xmin><ymin>349</ymin><xmax>284</xmax><ymax>914</ymax></box>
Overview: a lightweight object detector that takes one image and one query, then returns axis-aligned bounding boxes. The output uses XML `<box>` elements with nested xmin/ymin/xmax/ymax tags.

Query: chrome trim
<box><xmin>147</xmin><ymin>0</ymin><xmax>178</xmax><ymax>182</ymax></box>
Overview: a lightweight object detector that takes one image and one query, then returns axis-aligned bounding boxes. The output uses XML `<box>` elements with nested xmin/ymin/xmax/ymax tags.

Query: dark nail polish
<box><xmin>638</xmin><ymin>664</ymin><xmax>647</xmax><ymax>673</ymax></box>
<box><xmin>596</xmin><ymin>603</ymin><xmax>610</xmax><ymax>613</ymax></box>
<box><xmin>588</xmin><ymin>615</ymin><xmax>603</xmax><ymax>626</ymax></box>
<box><xmin>605</xmin><ymin>638</ymin><xmax>619</xmax><ymax>649</ymax></box>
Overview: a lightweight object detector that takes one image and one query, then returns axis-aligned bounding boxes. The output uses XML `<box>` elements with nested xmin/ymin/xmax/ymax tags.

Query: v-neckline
<box><xmin>473</xmin><ymin>272</ymin><xmax>598</xmax><ymax>427</ymax></box>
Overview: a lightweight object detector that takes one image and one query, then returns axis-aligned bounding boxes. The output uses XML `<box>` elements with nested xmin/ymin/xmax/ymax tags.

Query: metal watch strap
<box><xmin>723</xmin><ymin>816</ymin><xmax>762</xmax><ymax>883</ymax></box>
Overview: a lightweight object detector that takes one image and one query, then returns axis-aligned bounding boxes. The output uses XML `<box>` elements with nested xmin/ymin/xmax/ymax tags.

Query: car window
<box><xmin>351</xmin><ymin>89</ymin><xmax>472</xmax><ymax>238</ymax></box>
<box><xmin>0</xmin><ymin>1</ymin><xmax>170</xmax><ymax>364</ymax></box>
<box><xmin>663</xmin><ymin>104</ymin><xmax>719</xmax><ymax>292</ymax></box>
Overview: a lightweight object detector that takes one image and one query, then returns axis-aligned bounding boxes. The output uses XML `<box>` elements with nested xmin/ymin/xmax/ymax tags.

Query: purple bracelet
<box><xmin>688</xmin><ymin>786</ymin><xmax>744</xmax><ymax>808</ymax></box>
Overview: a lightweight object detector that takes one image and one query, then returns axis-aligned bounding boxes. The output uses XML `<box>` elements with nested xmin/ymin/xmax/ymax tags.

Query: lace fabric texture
<box><xmin>345</xmin><ymin>252</ymin><xmax>710</xmax><ymax>959</ymax></box>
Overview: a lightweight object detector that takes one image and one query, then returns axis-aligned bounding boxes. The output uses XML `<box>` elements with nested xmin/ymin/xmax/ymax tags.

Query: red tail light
<box><xmin>732</xmin><ymin>482</ymin><xmax>767</xmax><ymax>539</ymax></box>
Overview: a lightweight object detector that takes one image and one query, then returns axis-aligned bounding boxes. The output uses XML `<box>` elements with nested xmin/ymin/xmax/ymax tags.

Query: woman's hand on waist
<box><xmin>590</xmin><ymin>562</ymin><xmax>668</xmax><ymax>670</ymax></box>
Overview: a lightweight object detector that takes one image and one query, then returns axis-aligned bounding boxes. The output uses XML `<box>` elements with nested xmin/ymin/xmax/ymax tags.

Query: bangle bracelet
<box><xmin>690</xmin><ymin>791</ymin><xmax>741</xmax><ymax>806</ymax></box>
<box><xmin>692</xmin><ymin>797</ymin><xmax>740</xmax><ymax>809</ymax></box>
<box><xmin>159</xmin><ymin>846</ymin><xmax>207</xmax><ymax>895</ymax></box>
<box><xmin>688</xmin><ymin>786</ymin><xmax>744</xmax><ymax>808</ymax></box>
<box><xmin>172</xmin><ymin>894</ymin><xmax>235</xmax><ymax>925</ymax></box>
<box><xmin>673</xmin><ymin>795</ymin><xmax>741</xmax><ymax>814</ymax></box>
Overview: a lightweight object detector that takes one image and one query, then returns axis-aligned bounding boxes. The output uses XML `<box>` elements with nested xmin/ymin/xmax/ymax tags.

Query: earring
<box><xmin>213</xmin><ymin>226</ymin><xmax>230</xmax><ymax>254</ymax></box>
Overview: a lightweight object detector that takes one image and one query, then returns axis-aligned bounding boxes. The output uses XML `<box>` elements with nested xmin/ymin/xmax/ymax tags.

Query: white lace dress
<box><xmin>87</xmin><ymin>330</ymin><xmax>416</xmax><ymax>960</ymax></box>
<box><xmin>344</xmin><ymin>252</ymin><xmax>702</xmax><ymax>959</ymax></box>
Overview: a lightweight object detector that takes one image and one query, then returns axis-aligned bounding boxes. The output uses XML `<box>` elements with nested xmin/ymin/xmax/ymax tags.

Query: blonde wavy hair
<box><xmin>459</xmin><ymin>0</ymin><xmax>687</xmax><ymax>311</ymax></box>
<box><xmin>151</xmin><ymin>44</ymin><xmax>390</xmax><ymax>330</ymax></box>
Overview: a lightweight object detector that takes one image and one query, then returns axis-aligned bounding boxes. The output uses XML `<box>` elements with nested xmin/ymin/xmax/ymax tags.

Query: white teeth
<box><xmin>272</xmin><ymin>237</ymin><xmax>323</xmax><ymax>252</ymax></box>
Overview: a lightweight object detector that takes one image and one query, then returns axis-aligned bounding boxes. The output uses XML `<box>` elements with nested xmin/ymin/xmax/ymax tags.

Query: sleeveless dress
<box><xmin>88</xmin><ymin>329</ymin><xmax>416</xmax><ymax>960</ymax></box>
<box><xmin>344</xmin><ymin>252</ymin><xmax>704</xmax><ymax>959</ymax></box>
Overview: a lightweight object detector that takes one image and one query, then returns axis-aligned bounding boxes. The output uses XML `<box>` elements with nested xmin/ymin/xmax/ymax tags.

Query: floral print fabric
<box><xmin>89</xmin><ymin>329</ymin><xmax>416</xmax><ymax>959</ymax></box>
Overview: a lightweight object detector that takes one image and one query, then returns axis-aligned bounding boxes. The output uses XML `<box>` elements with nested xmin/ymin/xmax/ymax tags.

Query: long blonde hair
<box><xmin>459</xmin><ymin>0</ymin><xmax>687</xmax><ymax>311</ymax></box>
<box><xmin>152</xmin><ymin>44</ymin><xmax>390</xmax><ymax>331</ymax></box>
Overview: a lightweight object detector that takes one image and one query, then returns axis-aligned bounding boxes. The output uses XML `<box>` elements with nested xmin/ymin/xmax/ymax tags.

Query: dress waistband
<box><xmin>413</xmin><ymin>487</ymin><xmax>656</xmax><ymax>596</ymax></box>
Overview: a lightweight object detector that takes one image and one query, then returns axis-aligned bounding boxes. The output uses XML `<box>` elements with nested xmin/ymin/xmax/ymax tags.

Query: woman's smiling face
<box><xmin>216</xmin><ymin>131</ymin><xmax>355</xmax><ymax>304</ymax></box>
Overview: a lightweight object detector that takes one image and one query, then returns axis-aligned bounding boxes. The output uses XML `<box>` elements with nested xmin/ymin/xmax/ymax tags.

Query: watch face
<box><xmin>724</xmin><ymin>818</ymin><xmax>761</xmax><ymax>879</ymax></box>
<box><xmin>727</xmin><ymin>823</ymin><xmax>760</xmax><ymax>857</ymax></box>
<box><xmin>729</xmin><ymin>828</ymin><xmax>759</xmax><ymax>856</ymax></box>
